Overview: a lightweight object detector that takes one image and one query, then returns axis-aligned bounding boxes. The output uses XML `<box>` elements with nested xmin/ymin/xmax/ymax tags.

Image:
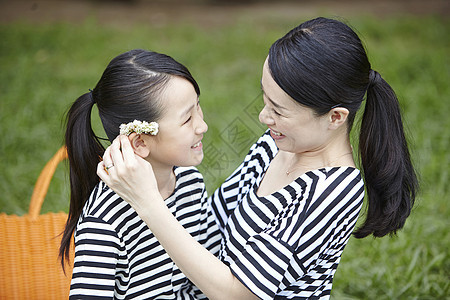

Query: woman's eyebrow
<box><xmin>261</xmin><ymin>82</ymin><xmax>287</xmax><ymax>111</ymax></box>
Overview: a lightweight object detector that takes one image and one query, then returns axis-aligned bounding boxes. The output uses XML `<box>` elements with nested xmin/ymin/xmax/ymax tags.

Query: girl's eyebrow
<box><xmin>180</xmin><ymin>104</ymin><xmax>194</xmax><ymax>118</ymax></box>
<box><xmin>179</xmin><ymin>98</ymin><xmax>200</xmax><ymax>118</ymax></box>
<box><xmin>261</xmin><ymin>82</ymin><xmax>287</xmax><ymax>111</ymax></box>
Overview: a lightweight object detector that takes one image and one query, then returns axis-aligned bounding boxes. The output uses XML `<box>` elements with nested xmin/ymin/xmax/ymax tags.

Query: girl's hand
<box><xmin>97</xmin><ymin>135</ymin><xmax>162</xmax><ymax>214</ymax></box>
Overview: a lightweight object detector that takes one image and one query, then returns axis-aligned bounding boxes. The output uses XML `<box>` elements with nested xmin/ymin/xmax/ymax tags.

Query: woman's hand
<box><xmin>97</xmin><ymin>136</ymin><xmax>258</xmax><ymax>300</ymax></box>
<box><xmin>97</xmin><ymin>135</ymin><xmax>162</xmax><ymax>214</ymax></box>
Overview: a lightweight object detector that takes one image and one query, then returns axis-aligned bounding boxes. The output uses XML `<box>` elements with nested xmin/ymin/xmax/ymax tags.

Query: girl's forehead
<box><xmin>157</xmin><ymin>77</ymin><xmax>198</xmax><ymax>120</ymax></box>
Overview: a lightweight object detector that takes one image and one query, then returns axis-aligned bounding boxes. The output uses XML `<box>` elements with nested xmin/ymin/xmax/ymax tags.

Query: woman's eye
<box><xmin>273</xmin><ymin>109</ymin><xmax>281</xmax><ymax>116</ymax></box>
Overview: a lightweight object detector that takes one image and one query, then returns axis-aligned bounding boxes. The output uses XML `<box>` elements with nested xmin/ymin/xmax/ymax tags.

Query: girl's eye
<box><xmin>184</xmin><ymin>116</ymin><xmax>192</xmax><ymax>124</ymax></box>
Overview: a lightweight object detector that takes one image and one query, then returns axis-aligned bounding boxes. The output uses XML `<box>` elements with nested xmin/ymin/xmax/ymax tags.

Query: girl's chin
<box><xmin>181</xmin><ymin>153</ymin><xmax>204</xmax><ymax>167</ymax></box>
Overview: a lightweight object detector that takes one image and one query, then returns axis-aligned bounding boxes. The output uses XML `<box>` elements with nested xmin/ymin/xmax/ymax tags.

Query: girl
<box><xmin>99</xmin><ymin>18</ymin><xmax>418</xmax><ymax>299</ymax></box>
<box><xmin>60</xmin><ymin>49</ymin><xmax>221</xmax><ymax>299</ymax></box>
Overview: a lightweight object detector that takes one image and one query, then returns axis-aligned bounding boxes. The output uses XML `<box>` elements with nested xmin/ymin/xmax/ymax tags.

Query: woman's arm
<box><xmin>97</xmin><ymin>136</ymin><xmax>259</xmax><ymax>300</ymax></box>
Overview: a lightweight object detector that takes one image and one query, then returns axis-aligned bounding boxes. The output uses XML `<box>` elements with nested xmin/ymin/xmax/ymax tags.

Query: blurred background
<box><xmin>1</xmin><ymin>0</ymin><xmax>449</xmax><ymax>298</ymax></box>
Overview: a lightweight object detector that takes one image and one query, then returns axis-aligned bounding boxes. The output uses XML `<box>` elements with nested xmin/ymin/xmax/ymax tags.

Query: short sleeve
<box><xmin>209</xmin><ymin>130</ymin><xmax>277</xmax><ymax>233</ymax></box>
<box><xmin>196</xmin><ymin>183</ymin><xmax>222</xmax><ymax>257</ymax></box>
<box><xmin>221</xmin><ymin>166</ymin><xmax>364</xmax><ymax>298</ymax></box>
<box><xmin>70</xmin><ymin>216</ymin><xmax>123</xmax><ymax>299</ymax></box>
<box><xmin>229</xmin><ymin>232</ymin><xmax>303</xmax><ymax>300</ymax></box>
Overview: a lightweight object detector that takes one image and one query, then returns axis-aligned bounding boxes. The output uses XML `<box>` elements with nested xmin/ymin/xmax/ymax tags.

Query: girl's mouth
<box><xmin>192</xmin><ymin>141</ymin><xmax>202</xmax><ymax>149</ymax></box>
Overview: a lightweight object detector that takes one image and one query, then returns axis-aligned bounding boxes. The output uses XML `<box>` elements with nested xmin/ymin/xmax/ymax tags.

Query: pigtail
<box><xmin>59</xmin><ymin>91</ymin><xmax>105</xmax><ymax>270</ymax></box>
<box><xmin>354</xmin><ymin>70</ymin><xmax>418</xmax><ymax>238</ymax></box>
<box><xmin>58</xmin><ymin>49</ymin><xmax>202</xmax><ymax>271</ymax></box>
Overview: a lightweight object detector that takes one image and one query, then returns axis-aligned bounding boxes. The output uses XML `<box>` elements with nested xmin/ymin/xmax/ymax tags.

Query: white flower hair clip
<box><xmin>119</xmin><ymin>120</ymin><xmax>159</xmax><ymax>136</ymax></box>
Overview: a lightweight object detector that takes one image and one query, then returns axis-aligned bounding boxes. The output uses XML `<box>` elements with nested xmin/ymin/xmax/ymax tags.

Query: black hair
<box><xmin>60</xmin><ymin>49</ymin><xmax>200</xmax><ymax>269</ymax></box>
<box><xmin>268</xmin><ymin>17</ymin><xmax>418</xmax><ymax>238</ymax></box>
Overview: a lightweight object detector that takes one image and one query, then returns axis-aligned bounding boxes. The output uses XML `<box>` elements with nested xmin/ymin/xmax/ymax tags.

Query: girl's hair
<box><xmin>60</xmin><ymin>49</ymin><xmax>200</xmax><ymax>269</ymax></box>
<box><xmin>268</xmin><ymin>17</ymin><xmax>418</xmax><ymax>238</ymax></box>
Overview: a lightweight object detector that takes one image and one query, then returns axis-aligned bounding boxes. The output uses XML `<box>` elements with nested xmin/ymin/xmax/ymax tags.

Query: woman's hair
<box><xmin>268</xmin><ymin>17</ymin><xmax>418</xmax><ymax>238</ymax></box>
<box><xmin>60</xmin><ymin>49</ymin><xmax>200</xmax><ymax>269</ymax></box>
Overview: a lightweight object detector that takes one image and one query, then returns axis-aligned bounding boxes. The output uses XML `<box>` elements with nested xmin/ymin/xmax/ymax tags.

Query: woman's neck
<box><xmin>284</xmin><ymin>138</ymin><xmax>355</xmax><ymax>175</ymax></box>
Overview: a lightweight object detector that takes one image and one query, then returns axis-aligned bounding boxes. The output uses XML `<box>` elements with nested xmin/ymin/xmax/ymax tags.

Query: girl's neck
<box><xmin>150</xmin><ymin>162</ymin><xmax>176</xmax><ymax>200</ymax></box>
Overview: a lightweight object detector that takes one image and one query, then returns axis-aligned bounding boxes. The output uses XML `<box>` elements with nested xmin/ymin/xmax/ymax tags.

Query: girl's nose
<box><xmin>196</xmin><ymin>117</ymin><xmax>208</xmax><ymax>135</ymax></box>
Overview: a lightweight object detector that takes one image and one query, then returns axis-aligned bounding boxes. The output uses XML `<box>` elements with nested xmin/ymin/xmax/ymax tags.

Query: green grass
<box><xmin>1</xmin><ymin>14</ymin><xmax>448</xmax><ymax>299</ymax></box>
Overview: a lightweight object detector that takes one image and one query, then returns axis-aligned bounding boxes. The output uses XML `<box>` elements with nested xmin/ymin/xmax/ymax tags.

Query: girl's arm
<box><xmin>97</xmin><ymin>136</ymin><xmax>259</xmax><ymax>300</ymax></box>
<box><xmin>70</xmin><ymin>217</ymin><xmax>119</xmax><ymax>299</ymax></box>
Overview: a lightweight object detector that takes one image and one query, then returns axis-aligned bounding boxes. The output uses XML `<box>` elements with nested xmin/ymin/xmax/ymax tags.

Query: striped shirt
<box><xmin>70</xmin><ymin>166</ymin><xmax>221</xmax><ymax>299</ymax></box>
<box><xmin>209</xmin><ymin>131</ymin><xmax>364</xmax><ymax>299</ymax></box>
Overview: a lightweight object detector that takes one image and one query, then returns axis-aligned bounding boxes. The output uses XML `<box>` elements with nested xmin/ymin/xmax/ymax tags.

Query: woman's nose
<box><xmin>259</xmin><ymin>106</ymin><xmax>274</xmax><ymax>126</ymax></box>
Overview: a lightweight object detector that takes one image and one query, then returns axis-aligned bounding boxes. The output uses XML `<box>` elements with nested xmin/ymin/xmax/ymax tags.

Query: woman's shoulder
<box><xmin>315</xmin><ymin>166</ymin><xmax>361</xmax><ymax>182</ymax></box>
<box><xmin>299</xmin><ymin>166</ymin><xmax>362</xmax><ymax>187</ymax></box>
<box><xmin>240</xmin><ymin>130</ymin><xmax>278</xmax><ymax>170</ymax></box>
<box><xmin>252</xmin><ymin>130</ymin><xmax>278</xmax><ymax>155</ymax></box>
<box><xmin>299</xmin><ymin>166</ymin><xmax>364</xmax><ymax>204</ymax></box>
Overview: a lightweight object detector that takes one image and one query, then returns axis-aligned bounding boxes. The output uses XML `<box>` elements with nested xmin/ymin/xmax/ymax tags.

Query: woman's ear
<box><xmin>128</xmin><ymin>133</ymin><xmax>150</xmax><ymax>158</ymax></box>
<box><xmin>328</xmin><ymin>107</ymin><xmax>349</xmax><ymax>130</ymax></box>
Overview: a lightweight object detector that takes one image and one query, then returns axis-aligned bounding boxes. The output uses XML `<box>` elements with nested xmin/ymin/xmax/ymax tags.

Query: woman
<box><xmin>60</xmin><ymin>49</ymin><xmax>221</xmax><ymax>299</ymax></box>
<box><xmin>98</xmin><ymin>18</ymin><xmax>418</xmax><ymax>299</ymax></box>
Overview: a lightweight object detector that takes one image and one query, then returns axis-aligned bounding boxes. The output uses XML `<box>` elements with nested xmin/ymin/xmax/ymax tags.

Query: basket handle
<box><xmin>28</xmin><ymin>146</ymin><xmax>68</xmax><ymax>218</ymax></box>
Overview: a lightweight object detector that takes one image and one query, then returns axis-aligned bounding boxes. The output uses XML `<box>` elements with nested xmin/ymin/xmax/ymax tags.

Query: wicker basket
<box><xmin>0</xmin><ymin>146</ymin><xmax>74</xmax><ymax>299</ymax></box>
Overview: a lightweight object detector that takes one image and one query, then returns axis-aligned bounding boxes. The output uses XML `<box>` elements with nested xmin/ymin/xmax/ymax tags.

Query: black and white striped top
<box><xmin>70</xmin><ymin>166</ymin><xmax>221</xmax><ymax>299</ymax></box>
<box><xmin>209</xmin><ymin>131</ymin><xmax>364</xmax><ymax>299</ymax></box>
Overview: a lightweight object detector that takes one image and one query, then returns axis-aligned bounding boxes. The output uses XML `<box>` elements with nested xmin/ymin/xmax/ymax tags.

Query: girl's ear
<box><xmin>328</xmin><ymin>107</ymin><xmax>349</xmax><ymax>130</ymax></box>
<box><xmin>128</xmin><ymin>133</ymin><xmax>150</xmax><ymax>158</ymax></box>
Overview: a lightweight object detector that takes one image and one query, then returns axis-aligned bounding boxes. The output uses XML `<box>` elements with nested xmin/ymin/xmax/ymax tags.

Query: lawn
<box><xmin>0</xmin><ymin>13</ymin><xmax>448</xmax><ymax>299</ymax></box>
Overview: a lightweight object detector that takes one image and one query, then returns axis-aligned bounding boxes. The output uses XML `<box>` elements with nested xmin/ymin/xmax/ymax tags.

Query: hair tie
<box><xmin>88</xmin><ymin>89</ymin><xmax>96</xmax><ymax>104</ymax></box>
<box><xmin>368</xmin><ymin>69</ymin><xmax>380</xmax><ymax>89</ymax></box>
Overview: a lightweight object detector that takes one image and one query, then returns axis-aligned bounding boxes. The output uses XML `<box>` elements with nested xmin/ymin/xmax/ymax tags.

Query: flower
<box><xmin>119</xmin><ymin>120</ymin><xmax>159</xmax><ymax>136</ymax></box>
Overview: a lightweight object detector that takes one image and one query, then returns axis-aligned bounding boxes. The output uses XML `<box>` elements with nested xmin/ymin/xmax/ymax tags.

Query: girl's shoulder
<box><xmin>81</xmin><ymin>181</ymin><xmax>131</xmax><ymax>223</ymax></box>
<box><xmin>174</xmin><ymin>166</ymin><xmax>205</xmax><ymax>185</ymax></box>
<box><xmin>174</xmin><ymin>165</ymin><xmax>202</xmax><ymax>177</ymax></box>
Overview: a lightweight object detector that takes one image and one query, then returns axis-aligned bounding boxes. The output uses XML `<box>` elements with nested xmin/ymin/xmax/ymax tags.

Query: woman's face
<box><xmin>259</xmin><ymin>57</ymin><xmax>332</xmax><ymax>154</ymax></box>
<box><xmin>143</xmin><ymin>76</ymin><xmax>207</xmax><ymax>168</ymax></box>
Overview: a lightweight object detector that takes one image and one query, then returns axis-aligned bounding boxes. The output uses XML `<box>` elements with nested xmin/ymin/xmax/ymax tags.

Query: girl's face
<box><xmin>258</xmin><ymin>57</ymin><xmax>332</xmax><ymax>154</ymax></box>
<box><xmin>143</xmin><ymin>76</ymin><xmax>207</xmax><ymax>168</ymax></box>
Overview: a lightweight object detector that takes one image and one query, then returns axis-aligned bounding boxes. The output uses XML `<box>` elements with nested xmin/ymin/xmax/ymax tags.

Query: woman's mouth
<box><xmin>270</xmin><ymin>129</ymin><xmax>284</xmax><ymax>139</ymax></box>
<box><xmin>271</xmin><ymin>130</ymin><xmax>282</xmax><ymax>136</ymax></box>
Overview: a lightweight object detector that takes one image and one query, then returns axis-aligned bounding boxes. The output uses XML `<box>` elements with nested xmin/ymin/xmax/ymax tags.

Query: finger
<box><xmin>97</xmin><ymin>160</ymin><xmax>109</xmax><ymax>182</ymax></box>
<box><xmin>110</xmin><ymin>136</ymin><xmax>125</xmax><ymax>169</ymax></box>
<box><xmin>102</xmin><ymin>146</ymin><xmax>113</xmax><ymax>170</ymax></box>
<box><xmin>119</xmin><ymin>135</ymin><xmax>136</xmax><ymax>164</ymax></box>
